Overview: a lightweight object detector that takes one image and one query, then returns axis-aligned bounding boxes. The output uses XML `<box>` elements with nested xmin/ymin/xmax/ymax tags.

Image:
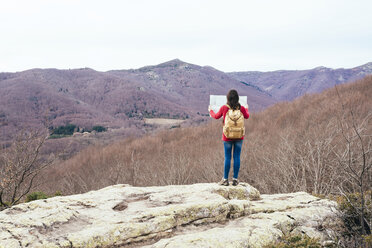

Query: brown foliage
<box><xmin>40</xmin><ymin>76</ymin><xmax>372</xmax><ymax>197</ymax></box>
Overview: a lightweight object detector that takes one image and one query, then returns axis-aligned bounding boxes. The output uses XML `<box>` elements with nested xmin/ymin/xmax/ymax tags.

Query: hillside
<box><xmin>228</xmin><ymin>62</ymin><xmax>372</xmax><ymax>101</ymax></box>
<box><xmin>107</xmin><ymin>59</ymin><xmax>274</xmax><ymax>115</ymax></box>
<box><xmin>0</xmin><ymin>59</ymin><xmax>274</xmax><ymax>144</ymax></box>
<box><xmin>2</xmin><ymin>60</ymin><xmax>370</xmax><ymax>149</ymax></box>
<box><xmin>39</xmin><ymin>76</ymin><xmax>371</xmax><ymax>196</ymax></box>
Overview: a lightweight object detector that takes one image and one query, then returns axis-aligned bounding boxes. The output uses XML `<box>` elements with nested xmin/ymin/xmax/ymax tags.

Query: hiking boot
<box><xmin>232</xmin><ymin>178</ymin><xmax>239</xmax><ymax>186</ymax></box>
<box><xmin>218</xmin><ymin>178</ymin><xmax>229</xmax><ymax>186</ymax></box>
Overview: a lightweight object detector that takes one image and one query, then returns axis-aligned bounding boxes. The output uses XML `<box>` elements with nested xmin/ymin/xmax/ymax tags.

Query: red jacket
<box><xmin>210</xmin><ymin>105</ymin><xmax>250</xmax><ymax>141</ymax></box>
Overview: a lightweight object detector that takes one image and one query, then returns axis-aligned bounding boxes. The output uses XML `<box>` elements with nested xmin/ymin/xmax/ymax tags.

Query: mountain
<box><xmin>228</xmin><ymin>62</ymin><xmax>372</xmax><ymax>101</ymax></box>
<box><xmin>0</xmin><ymin>59</ymin><xmax>274</xmax><ymax>143</ymax></box>
<box><xmin>2</xmin><ymin>59</ymin><xmax>370</xmax><ymax>144</ymax></box>
<box><xmin>107</xmin><ymin>59</ymin><xmax>274</xmax><ymax>115</ymax></box>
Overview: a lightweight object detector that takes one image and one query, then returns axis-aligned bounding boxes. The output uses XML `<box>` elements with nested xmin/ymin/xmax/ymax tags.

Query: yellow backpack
<box><xmin>223</xmin><ymin>104</ymin><xmax>245</xmax><ymax>139</ymax></box>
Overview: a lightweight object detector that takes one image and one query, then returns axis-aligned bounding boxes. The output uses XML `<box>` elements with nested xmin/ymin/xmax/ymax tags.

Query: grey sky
<box><xmin>1</xmin><ymin>0</ymin><xmax>371</xmax><ymax>72</ymax></box>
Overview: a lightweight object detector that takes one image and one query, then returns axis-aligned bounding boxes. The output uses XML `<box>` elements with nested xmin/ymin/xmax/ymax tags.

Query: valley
<box><xmin>1</xmin><ymin>59</ymin><xmax>370</xmax><ymax>155</ymax></box>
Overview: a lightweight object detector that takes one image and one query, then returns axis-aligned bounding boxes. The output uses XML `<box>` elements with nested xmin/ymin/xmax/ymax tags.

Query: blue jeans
<box><xmin>223</xmin><ymin>140</ymin><xmax>243</xmax><ymax>179</ymax></box>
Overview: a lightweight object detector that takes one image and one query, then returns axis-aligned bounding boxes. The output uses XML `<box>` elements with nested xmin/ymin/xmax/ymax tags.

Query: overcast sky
<box><xmin>0</xmin><ymin>0</ymin><xmax>371</xmax><ymax>72</ymax></box>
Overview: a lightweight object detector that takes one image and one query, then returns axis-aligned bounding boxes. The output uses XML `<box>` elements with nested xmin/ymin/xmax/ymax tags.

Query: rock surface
<box><xmin>0</xmin><ymin>183</ymin><xmax>340</xmax><ymax>248</ymax></box>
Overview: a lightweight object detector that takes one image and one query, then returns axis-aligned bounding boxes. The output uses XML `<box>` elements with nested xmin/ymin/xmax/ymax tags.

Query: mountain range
<box><xmin>0</xmin><ymin>59</ymin><xmax>371</xmax><ymax>143</ymax></box>
<box><xmin>0</xmin><ymin>59</ymin><xmax>273</xmax><ymax>142</ymax></box>
<box><xmin>228</xmin><ymin>62</ymin><xmax>372</xmax><ymax>101</ymax></box>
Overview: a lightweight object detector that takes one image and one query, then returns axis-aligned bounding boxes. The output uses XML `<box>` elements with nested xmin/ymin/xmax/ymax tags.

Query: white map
<box><xmin>209</xmin><ymin>95</ymin><xmax>247</xmax><ymax>113</ymax></box>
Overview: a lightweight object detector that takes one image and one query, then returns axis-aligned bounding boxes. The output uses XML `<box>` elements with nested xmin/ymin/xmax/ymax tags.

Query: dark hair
<box><xmin>226</xmin><ymin>89</ymin><xmax>241</xmax><ymax>110</ymax></box>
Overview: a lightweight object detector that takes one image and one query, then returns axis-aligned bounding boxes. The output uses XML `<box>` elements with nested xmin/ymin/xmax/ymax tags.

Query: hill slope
<box><xmin>228</xmin><ymin>62</ymin><xmax>372</xmax><ymax>101</ymax></box>
<box><xmin>41</xmin><ymin>76</ymin><xmax>371</xmax><ymax>196</ymax></box>
<box><xmin>0</xmin><ymin>59</ymin><xmax>274</xmax><ymax>143</ymax></box>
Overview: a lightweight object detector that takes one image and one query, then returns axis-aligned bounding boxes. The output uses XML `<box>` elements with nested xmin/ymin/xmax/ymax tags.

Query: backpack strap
<box><xmin>223</xmin><ymin>104</ymin><xmax>230</xmax><ymax>126</ymax></box>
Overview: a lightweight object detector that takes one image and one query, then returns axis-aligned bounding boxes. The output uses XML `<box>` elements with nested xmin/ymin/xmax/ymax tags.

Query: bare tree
<box><xmin>334</xmin><ymin>86</ymin><xmax>372</xmax><ymax>242</ymax></box>
<box><xmin>108</xmin><ymin>155</ymin><xmax>125</xmax><ymax>185</ymax></box>
<box><xmin>0</xmin><ymin>129</ymin><xmax>55</xmax><ymax>209</ymax></box>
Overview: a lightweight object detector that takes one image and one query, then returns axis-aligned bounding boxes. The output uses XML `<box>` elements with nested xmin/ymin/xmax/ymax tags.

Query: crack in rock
<box><xmin>113</xmin><ymin>201</ymin><xmax>128</xmax><ymax>211</ymax></box>
<box><xmin>286</xmin><ymin>214</ymin><xmax>296</xmax><ymax>220</ymax></box>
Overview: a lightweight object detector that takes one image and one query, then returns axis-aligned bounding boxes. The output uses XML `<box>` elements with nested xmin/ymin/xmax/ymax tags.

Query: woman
<box><xmin>208</xmin><ymin>89</ymin><xmax>249</xmax><ymax>186</ymax></box>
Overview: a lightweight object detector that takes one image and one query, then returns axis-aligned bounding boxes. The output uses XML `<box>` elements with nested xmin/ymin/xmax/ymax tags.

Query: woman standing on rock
<box><xmin>208</xmin><ymin>89</ymin><xmax>249</xmax><ymax>186</ymax></box>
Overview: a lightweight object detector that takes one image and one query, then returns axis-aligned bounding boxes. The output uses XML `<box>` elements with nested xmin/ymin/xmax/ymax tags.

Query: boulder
<box><xmin>0</xmin><ymin>183</ymin><xmax>340</xmax><ymax>247</ymax></box>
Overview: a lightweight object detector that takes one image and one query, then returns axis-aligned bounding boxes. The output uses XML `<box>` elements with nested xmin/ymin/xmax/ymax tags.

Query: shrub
<box><xmin>53</xmin><ymin>191</ymin><xmax>63</xmax><ymax>196</ymax></box>
<box><xmin>92</xmin><ymin>125</ymin><xmax>107</xmax><ymax>132</ymax></box>
<box><xmin>51</xmin><ymin>124</ymin><xmax>76</xmax><ymax>135</ymax></box>
<box><xmin>363</xmin><ymin>234</ymin><xmax>372</xmax><ymax>246</ymax></box>
<box><xmin>263</xmin><ymin>234</ymin><xmax>323</xmax><ymax>248</ymax></box>
<box><xmin>0</xmin><ymin>201</ymin><xmax>10</xmax><ymax>209</ymax></box>
<box><xmin>26</xmin><ymin>191</ymin><xmax>49</xmax><ymax>202</ymax></box>
<box><xmin>335</xmin><ymin>191</ymin><xmax>372</xmax><ymax>238</ymax></box>
<box><xmin>25</xmin><ymin>191</ymin><xmax>63</xmax><ymax>203</ymax></box>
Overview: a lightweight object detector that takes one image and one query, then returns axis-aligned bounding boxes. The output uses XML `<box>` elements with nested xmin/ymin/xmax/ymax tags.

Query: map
<box><xmin>209</xmin><ymin>95</ymin><xmax>247</xmax><ymax>113</ymax></box>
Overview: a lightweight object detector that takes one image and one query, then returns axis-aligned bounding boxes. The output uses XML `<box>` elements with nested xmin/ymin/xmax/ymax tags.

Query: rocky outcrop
<box><xmin>0</xmin><ymin>183</ymin><xmax>340</xmax><ymax>248</ymax></box>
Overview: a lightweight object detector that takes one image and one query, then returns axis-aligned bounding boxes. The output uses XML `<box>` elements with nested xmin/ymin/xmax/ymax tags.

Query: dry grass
<box><xmin>39</xmin><ymin>76</ymin><xmax>372</xmax><ymax>196</ymax></box>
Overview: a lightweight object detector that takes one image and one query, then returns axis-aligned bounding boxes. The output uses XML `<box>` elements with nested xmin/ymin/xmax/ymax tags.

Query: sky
<box><xmin>0</xmin><ymin>0</ymin><xmax>371</xmax><ymax>72</ymax></box>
